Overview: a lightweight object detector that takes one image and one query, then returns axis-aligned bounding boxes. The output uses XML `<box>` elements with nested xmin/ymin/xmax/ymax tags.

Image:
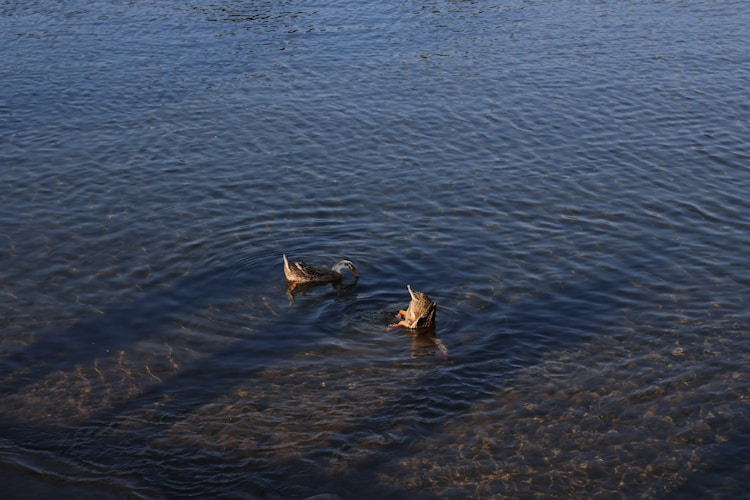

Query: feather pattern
<box><xmin>283</xmin><ymin>254</ymin><xmax>358</xmax><ymax>285</ymax></box>
<box><xmin>391</xmin><ymin>285</ymin><xmax>437</xmax><ymax>329</ymax></box>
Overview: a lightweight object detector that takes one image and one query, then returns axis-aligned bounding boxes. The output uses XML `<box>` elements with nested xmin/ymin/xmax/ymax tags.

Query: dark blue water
<box><xmin>2</xmin><ymin>1</ymin><xmax>750</xmax><ymax>498</ymax></box>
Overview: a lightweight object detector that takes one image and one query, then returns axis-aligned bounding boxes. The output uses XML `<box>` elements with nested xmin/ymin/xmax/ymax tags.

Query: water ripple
<box><xmin>2</xmin><ymin>0</ymin><xmax>750</xmax><ymax>498</ymax></box>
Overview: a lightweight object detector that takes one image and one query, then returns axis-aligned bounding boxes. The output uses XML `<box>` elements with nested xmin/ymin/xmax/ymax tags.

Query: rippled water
<box><xmin>2</xmin><ymin>0</ymin><xmax>750</xmax><ymax>498</ymax></box>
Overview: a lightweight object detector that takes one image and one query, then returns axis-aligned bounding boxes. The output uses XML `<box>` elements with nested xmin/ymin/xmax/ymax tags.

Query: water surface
<box><xmin>1</xmin><ymin>0</ymin><xmax>750</xmax><ymax>498</ymax></box>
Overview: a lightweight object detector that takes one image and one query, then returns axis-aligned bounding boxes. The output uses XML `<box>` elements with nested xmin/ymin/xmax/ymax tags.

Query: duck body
<box><xmin>391</xmin><ymin>285</ymin><xmax>437</xmax><ymax>329</ymax></box>
<box><xmin>283</xmin><ymin>254</ymin><xmax>358</xmax><ymax>286</ymax></box>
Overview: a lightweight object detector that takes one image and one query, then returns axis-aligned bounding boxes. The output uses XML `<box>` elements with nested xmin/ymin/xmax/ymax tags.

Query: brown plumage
<box><xmin>391</xmin><ymin>285</ymin><xmax>437</xmax><ymax>329</ymax></box>
<box><xmin>283</xmin><ymin>254</ymin><xmax>358</xmax><ymax>290</ymax></box>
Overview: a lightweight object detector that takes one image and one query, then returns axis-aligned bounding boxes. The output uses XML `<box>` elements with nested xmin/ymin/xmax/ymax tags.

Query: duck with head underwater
<box><xmin>283</xmin><ymin>254</ymin><xmax>359</xmax><ymax>291</ymax></box>
<box><xmin>390</xmin><ymin>285</ymin><xmax>437</xmax><ymax>330</ymax></box>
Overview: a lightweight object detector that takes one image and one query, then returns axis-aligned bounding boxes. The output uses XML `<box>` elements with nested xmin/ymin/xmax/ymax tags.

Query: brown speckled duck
<box><xmin>283</xmin><ymin>254</ymin><xmax>358</xmax><ymax>290</ymax></box>
<box><xmin>391</xmin><ymin>285</ymin><xmax>437</xmax><ymax>329</ymax></box>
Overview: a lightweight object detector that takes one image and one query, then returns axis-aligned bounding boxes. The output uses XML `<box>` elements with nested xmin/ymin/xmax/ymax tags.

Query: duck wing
<box><xmin>288</xmin><ymin>257</ymin><xmax>335</xmax><ymax>282</ymax></box>
<box><xmin>293</xmin><ymin>259</ymin><xmax>321</xmax><ymax>275</ymax></box>
<box><xmin>284</xmin><ymin>254</ymin><xmax>324</xmax><ymax>281</ymax></box>
<box><xmin>412</xmin><ymin>301</ymin><xmax>437</xmax><ymax>328</ymax></box>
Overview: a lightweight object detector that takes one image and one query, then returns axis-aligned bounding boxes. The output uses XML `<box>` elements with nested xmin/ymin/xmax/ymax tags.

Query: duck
<box><xmin>283</xmin><ymin>254</ymin><xmax>358</xmax><ymax>290</ymax></box>
<box><xmin>390</xmin><ymin>285</ymin><xmax>437</xmax><ymax>330</ymax></box>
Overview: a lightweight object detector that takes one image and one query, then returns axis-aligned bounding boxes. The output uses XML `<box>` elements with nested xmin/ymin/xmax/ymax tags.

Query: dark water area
<box><xmin>2</xmin><ymin>0</ymin><xmax>750</xmax><ymax>498</ymax></box>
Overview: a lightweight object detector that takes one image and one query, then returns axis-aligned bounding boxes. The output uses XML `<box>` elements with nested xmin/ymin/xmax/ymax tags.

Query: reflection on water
<box><xmin>2</xmin><ymin>0</ymin><xmax>750</xmax><ymax>497</ymax></box>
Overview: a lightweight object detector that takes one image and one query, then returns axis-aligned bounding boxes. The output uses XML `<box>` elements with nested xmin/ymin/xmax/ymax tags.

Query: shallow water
<box><xmin>2</xmin><ymin>0</ymin><xmax>750</xmax><ymax>498</ymax></box>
